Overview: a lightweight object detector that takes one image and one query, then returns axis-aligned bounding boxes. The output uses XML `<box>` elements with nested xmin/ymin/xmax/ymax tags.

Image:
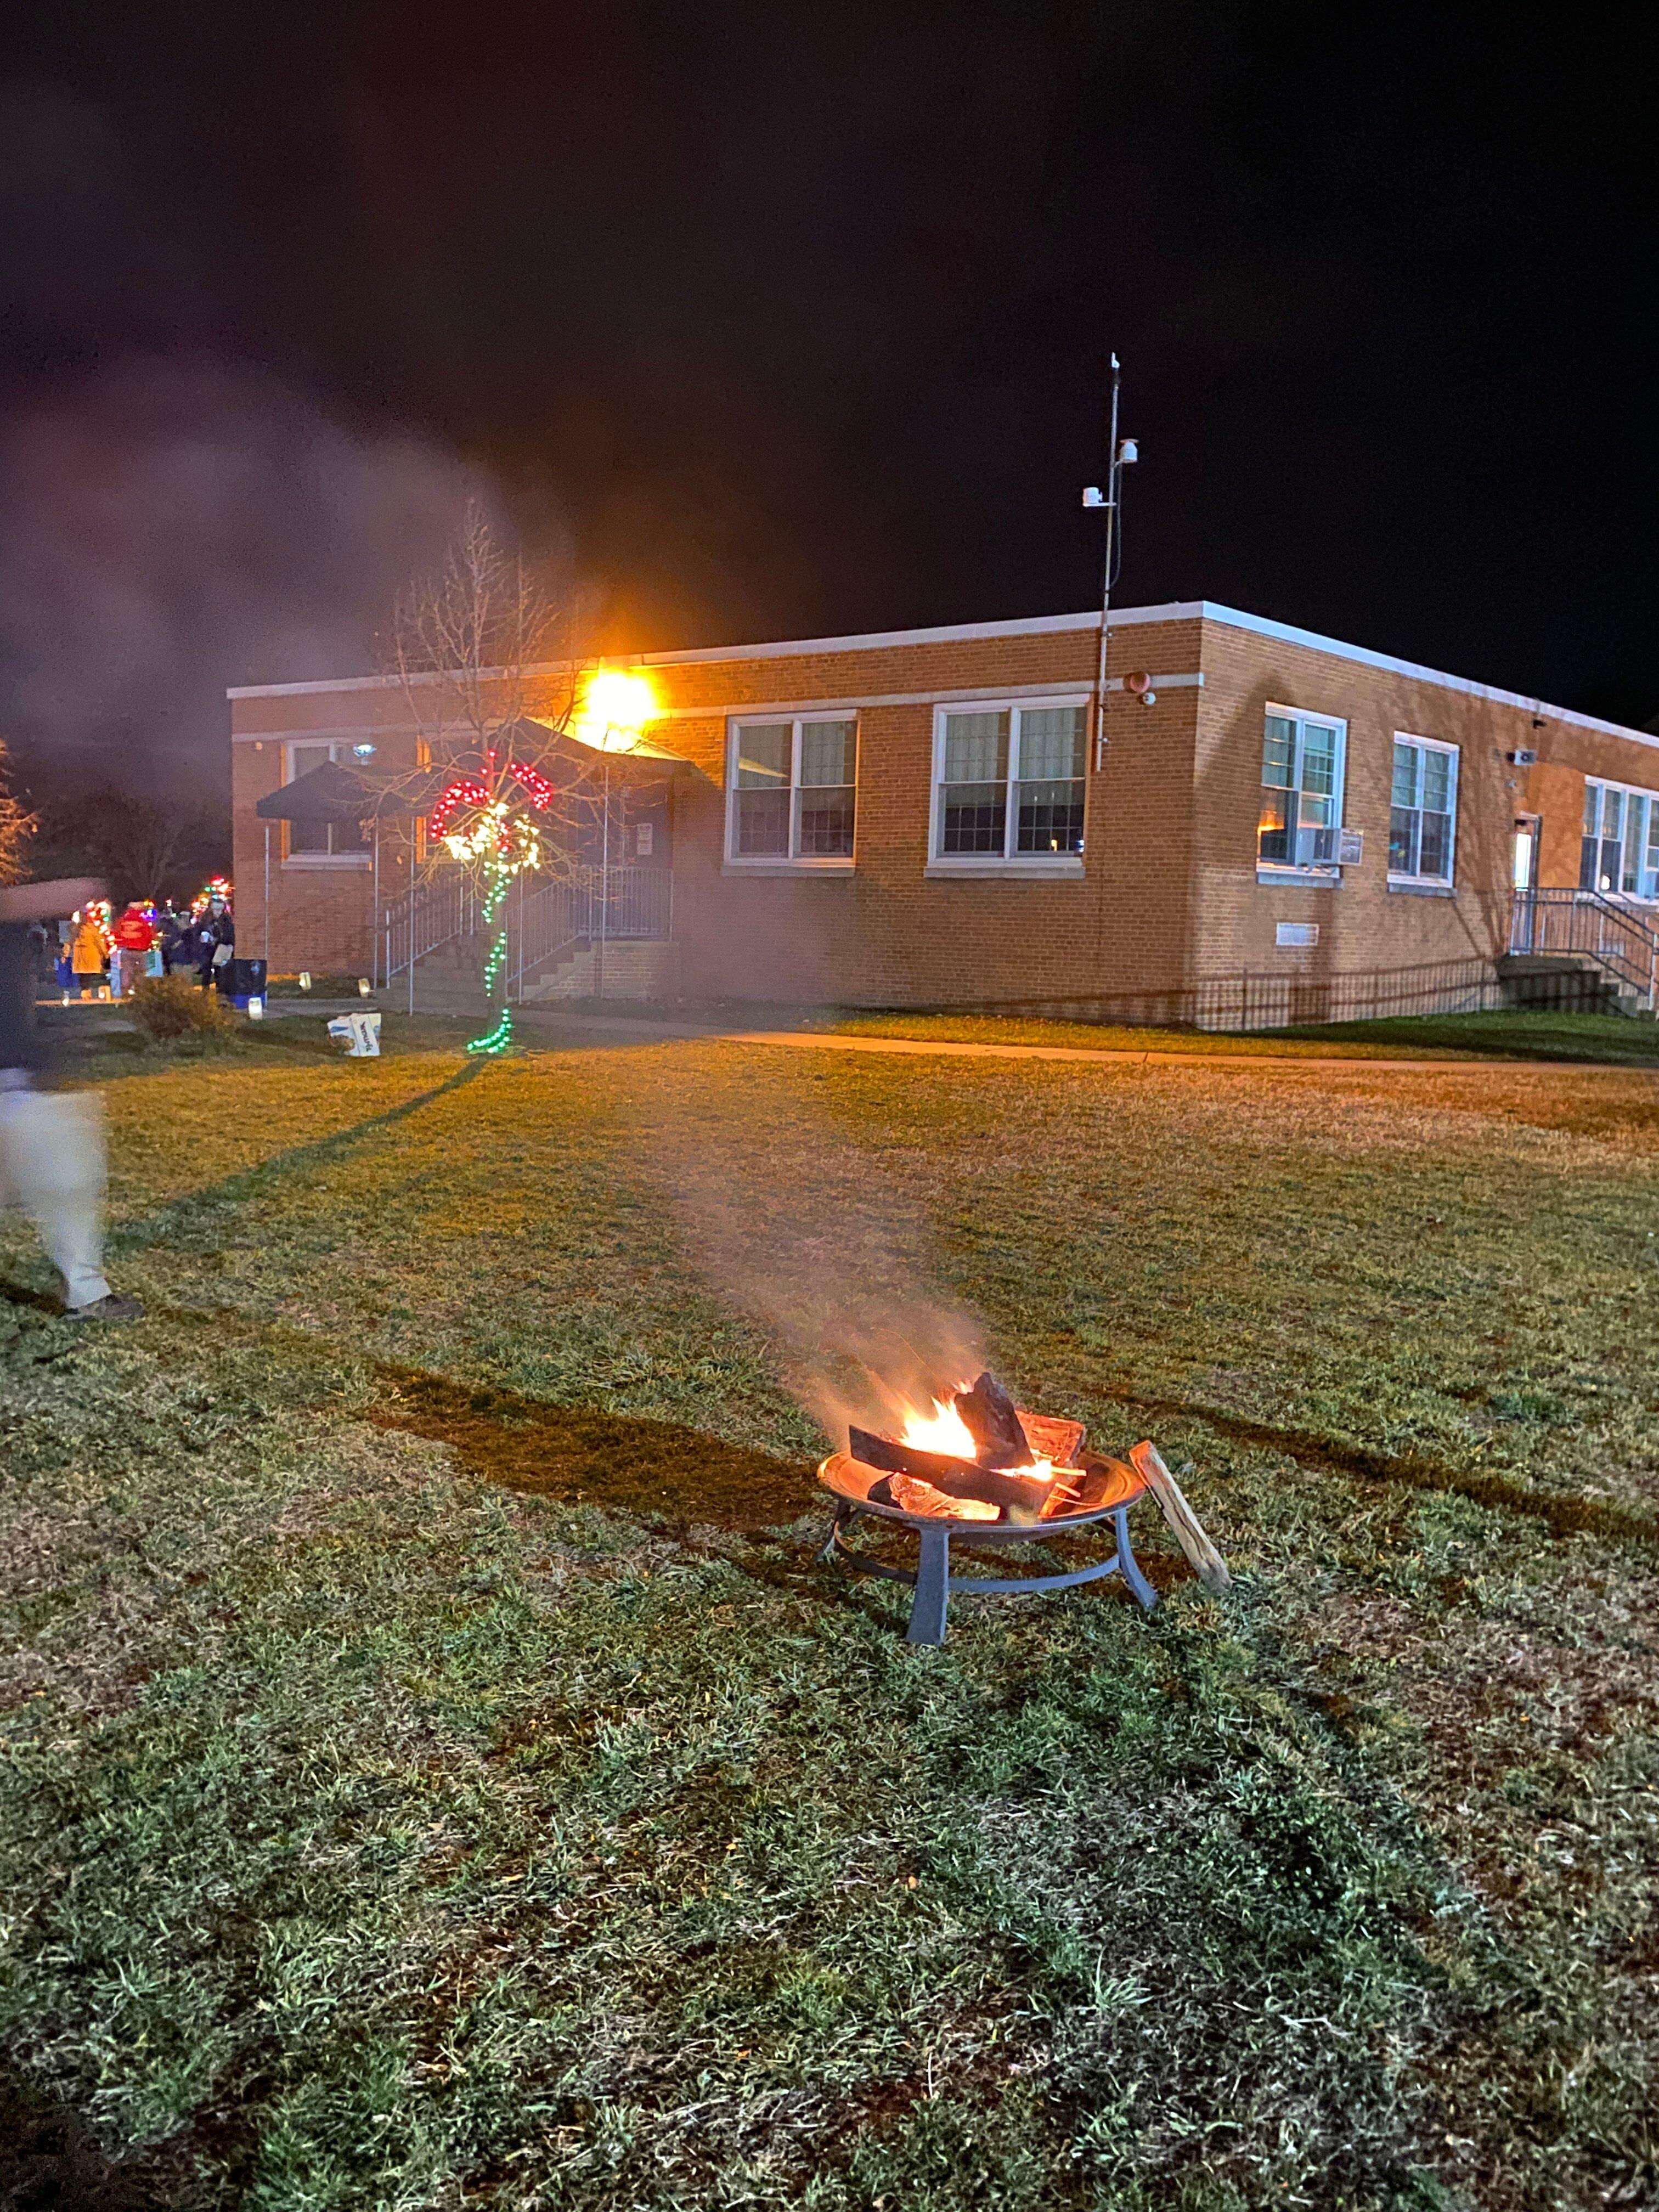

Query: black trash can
<box><xmin>230</xmin><ymin>958</ymin><xmax>268</xmax><ymax>1008</ymax></box>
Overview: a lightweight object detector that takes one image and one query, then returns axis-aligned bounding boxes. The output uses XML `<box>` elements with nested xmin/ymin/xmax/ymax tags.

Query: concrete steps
<box><xmin>521</xmin><ymin>940</ymin><xmax>674</xmax><ymax>1003</ymax></box>
<box><xmin>399</xmin><ymin>933</ymin><xmax>675</xmax><ymax>1013</ymax></box>
<box><xmin>1497</xmin><ymin>953</ymin><xmax>1651</xmax><ymax>1017</ymax></box>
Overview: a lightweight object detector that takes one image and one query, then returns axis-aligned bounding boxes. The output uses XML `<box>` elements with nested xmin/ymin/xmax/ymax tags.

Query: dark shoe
<box><xmin>64</xmin><ymin>1293</ymin><xmax>144</xmax><ymax>1323</ymax></box>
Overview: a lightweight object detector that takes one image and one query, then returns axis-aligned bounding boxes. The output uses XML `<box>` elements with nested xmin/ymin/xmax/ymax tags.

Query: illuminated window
<box><xmin>284</xmin><ymin>741</ymin><xmax>371</xmax><ymax>862</ymax></box>
<box><xmin>1581</xmin><ymin>778</ymin><xmax>1659</xmax><ymax>898</ymax></box>
<box><xmin>1389</xmin><ymin>736</ymin><xmax>1458</xmax><ymax>885</ymax></box>
<box><xmin>1257</xmin><ymin>707</ymin><xmax>1347</xmax><ymax>873</ymax></box>
<box><xmin>726</xmin><ymin>718</ymin><xmax>856</xmax><ymax>864</ymax></box>
<box><xmin>932</xmin><ymin>701</ymin><xmax>1087</xmax><ymax>862</ymax></box>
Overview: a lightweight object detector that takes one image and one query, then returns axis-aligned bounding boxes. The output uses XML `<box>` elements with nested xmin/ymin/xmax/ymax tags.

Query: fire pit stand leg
<box><xmin>816</xmin><ymin>1500</ymin><xmax>853</xmax><ymax>1565</ymax></box>
<box><xmin>905</xmin><ymin>1527</ymin><xmax>951</xmax><ymax>1646</ymax></box>
<box><xmin>1113</xmin><ymin>1503</ymin><xmax>1157</xmax><ymax>1611</ymax></box>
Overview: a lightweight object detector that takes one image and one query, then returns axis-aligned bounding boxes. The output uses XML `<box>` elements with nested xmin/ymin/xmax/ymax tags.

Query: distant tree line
<box><xmin>0</xmin><ymin>737</ymin><xmax>226</xmax><ymax>905</ymax></box>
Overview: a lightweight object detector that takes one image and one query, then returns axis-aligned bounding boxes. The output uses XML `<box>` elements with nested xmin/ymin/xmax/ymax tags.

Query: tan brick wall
<box><xmin>228</xmin><ymin>613</ymin><xmax>1659</xmax><ymax>1006</ymax></box>
<box><xmin>230</xmin><ymin>727</ymin><xmax>422</xmax><ymax>974</ymax></box>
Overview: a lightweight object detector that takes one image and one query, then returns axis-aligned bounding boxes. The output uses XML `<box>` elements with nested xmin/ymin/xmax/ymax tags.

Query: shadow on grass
<box><xmin>1092</xmin><ymin>1379</ymin><xmax>1659</xmax><ymax>1552</ymax></box>
<box><xmin>106</xmin><ymin>1059</ymin><xmax>487</xmax><ymax>1254</ymax></box>
<box><xmin>0</xmin><ymin>2072</ymin><xmax>147</xmax><ymax>2211</ymax></box>
<box><xmin>368</xmin><ymin>1363</ymin><xmax>819</xmax><ymax>1531</ymax></box>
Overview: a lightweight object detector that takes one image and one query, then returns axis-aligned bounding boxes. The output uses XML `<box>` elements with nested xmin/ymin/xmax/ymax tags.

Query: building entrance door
<box><xmin>1511</xmin><ymin>814</ymin><xmax>1541</xmax><ymax>950</ymax></box>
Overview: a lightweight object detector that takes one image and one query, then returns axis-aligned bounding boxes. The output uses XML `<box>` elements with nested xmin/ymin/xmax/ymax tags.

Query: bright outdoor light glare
<box><xmin>574</xmin><ymin>667</ymin><xmax>658</xmax><ymax>749</ymax></box>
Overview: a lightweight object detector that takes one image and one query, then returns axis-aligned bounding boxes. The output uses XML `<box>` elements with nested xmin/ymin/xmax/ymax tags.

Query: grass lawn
<box><xmin>827</xmin><ymin>1008</ymin><xmax>1659</xmax><ymax>1066</ymax></box>
<box><xmin>2</xmin><ymin>1031</ymin><xmax>1657</xmax><ymax>2209</ymax></box>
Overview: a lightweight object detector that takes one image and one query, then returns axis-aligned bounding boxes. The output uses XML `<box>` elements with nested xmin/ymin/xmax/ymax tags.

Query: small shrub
<box><xmin>128</xmin><ymin>974</ymin><xmax>239</xmax><ymax>1044</ymax></box>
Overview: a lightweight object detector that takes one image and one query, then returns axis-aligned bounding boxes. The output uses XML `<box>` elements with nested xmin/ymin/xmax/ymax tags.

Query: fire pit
<box><xmin>816</xmin><ymin>1372</ymin><xmax>1158</xmax><ymax>1644</ymax></box>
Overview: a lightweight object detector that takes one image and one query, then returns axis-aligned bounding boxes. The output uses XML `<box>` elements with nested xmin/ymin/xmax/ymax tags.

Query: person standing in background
<box><xmin>110</xmin><ymin>903</ymin><xmax>157</xmax><ymax>999</ymax></box>
<box><xmin>0</xmin><ymin>877</ymin><xmax>142</xmax><ymax>1321</ymax></box>
<box><xmin>187</xmin><ymin>895</ymin><xmax>233</xmax><ymax>989</ymax></box>
<box><xmin>70</xmin><ymin>911</ymin><xmax>106</xmax><ymax>1000</ymax></box>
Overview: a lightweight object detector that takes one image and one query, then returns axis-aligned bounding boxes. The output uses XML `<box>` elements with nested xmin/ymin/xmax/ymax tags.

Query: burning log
<box><xmin>952</xmin><ymin>1372</ymin><xmax>1035</xmax><ymax>1466</ymax></box>
<box><xmin>1127</xmin><ymin>1440</ymin><xmax>1231</xmax><ymax>1594</ymax></box>
<box><xmin>848</xmin><ymin>1426</ymin><xmax>1052</xmax><ymax>1516</ymax></box>
<box><xmin>1037</xmin><ymin>1451</ymin><xmax>1143</xmax><ymax>1519</ymax></box>
<box><xmin>870</xmin><ymin>1473</ymin><xmax>999</xmax><ymax>1521</ymax></box>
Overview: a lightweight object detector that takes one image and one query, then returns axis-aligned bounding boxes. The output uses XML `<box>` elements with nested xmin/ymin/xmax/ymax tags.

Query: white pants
<box><xmin>0</xmin><ymin>1089</ymin><xmax>113</xmax><ymax>1310</ymax></box>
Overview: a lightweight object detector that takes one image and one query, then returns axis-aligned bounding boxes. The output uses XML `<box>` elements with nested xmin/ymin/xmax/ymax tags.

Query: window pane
<box><xmin>1258</xmin><ymin>791</ymin><xmax>1291</xmax><ymax>865</ymax></box>
<box><xmin>940</xmin><ymin>785</ymin><xmax>1007</xmax><ymax>854</ymax></box>
<box><xmin>1301</xmin><ymin>724</ymin><xmax>1338</xmax><ymax>799</ymax></box>
<box><xmin>1017</xmin><ymin>706</ymin><xmax>1085</xmax><ymax>782</ymax></box>
<box><xmin>289</xmin><ymin>820</ymin><xmax>330</xmax><ymax>854</ymax></box>
<box><xmin>795</xmin><ymin>786</ymin><xmax>855</xmax><ymax>856</ymax></box>
<box><xmin>1579</xmin><ymin>836</ymin><xmax>1599</xmax><ymax>890</ymax></box>
<box><xmin>1420</xmin><ymin>748</ymin><xmax>1451</xmax><ymax>811</ymax></box>
<box><xmin>1391</xmin><ymin>742</ymin><xmax>1418</xmax><ymax>809</ymax></box>
<box><xmin>735</xmin><ymin>725</ymin><xmax>791</xmax><ymax>788</ymax></box>
<box><xmin>799</xmin><ymin>719</ymin><xmax>855</xmax><ymax>787</ymax></box>
<box><xmin>942</xmin><ymin>711</ymin><xmax>1008</xmax><ymax>786</ymax></box>
<box><xmin>1389</xmin><ymin>806</ymin><xmax>1417</xmax><ymax>874</ymax></box>
<box><xmin>1605</xmin><ymin>789</ymin><xmax>1624</xmax><ymax>840</ymax></box>
<box><xmin>1584</xmin><ymin>783</ymin><xmax>1600</xmax><ymax>837</ymax></box>
<box><xmin>1624</xmin><ymin>795</ymin><xmax>1646</xmax><ymax>893</ymax></box>
<box><xmin>1419</xmin><ymin>812</ymin><xmax>1451</xmax><ymax>879</ymax></box>
<box><xmin>1262</xmin><ymin>716</ymin><xmax>1295</xmax><ymax>788</ymax></box>
<box><xmin>1015</xmin><ymin>780</ymin><xmax>1085</xmax><ymax>854</ymax></box>
<box><xmin>735</xmin><ymin>790</ymin><xmax>790</xmax><ymax>855</ymax></box>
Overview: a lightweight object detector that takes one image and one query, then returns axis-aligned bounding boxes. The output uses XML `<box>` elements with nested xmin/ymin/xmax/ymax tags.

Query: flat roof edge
<box><xmin>225</xmin><ymin>598</ymin><xmax>1652</xmax><ymax>748</ymax></box>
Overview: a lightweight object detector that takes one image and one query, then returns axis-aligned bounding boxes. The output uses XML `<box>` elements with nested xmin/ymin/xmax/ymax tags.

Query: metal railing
<box><xmin>381</xmin><ymin>865</ymin><xmax>673</xmax><ymax>1003</ymax></box>
<box><xmin>379</xmin><ymin>869</ymin><xmax>478</xmax><ymax>990</ymax></box>
<box><xmin>1509</xmin><ymin>888</ymin><xmax>1659</xmax><ymax>1005</ymax></box>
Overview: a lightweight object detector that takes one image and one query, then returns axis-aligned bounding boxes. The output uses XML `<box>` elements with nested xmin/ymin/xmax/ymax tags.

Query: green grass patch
<box><xmin>2</xmin><ymin>1041</ymin><xmax>1656</xmax><ymax>2207</ymax></box>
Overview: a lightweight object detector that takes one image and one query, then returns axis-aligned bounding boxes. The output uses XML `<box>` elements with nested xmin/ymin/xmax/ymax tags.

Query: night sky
<box><xmin>1</xmin><ymin>3</ymin><xmax>1652</xmax><ymax>792</ymax></box>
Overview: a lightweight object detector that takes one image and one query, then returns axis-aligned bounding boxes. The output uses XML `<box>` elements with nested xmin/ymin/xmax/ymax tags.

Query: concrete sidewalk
<box><xmin>518</xmin><ymin>1011</ymin><xmax>1659</xmax><ymax>1076</ymax></box>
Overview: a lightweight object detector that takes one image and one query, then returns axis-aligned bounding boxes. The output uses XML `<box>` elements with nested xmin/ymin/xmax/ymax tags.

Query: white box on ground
<box><xmin>327</xmin><ymin>1011</ymin><xmax>382</xmax><ymax>1057</ymax></box>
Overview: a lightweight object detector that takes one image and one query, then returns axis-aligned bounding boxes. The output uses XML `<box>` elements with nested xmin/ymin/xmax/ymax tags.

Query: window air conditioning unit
<box><xmin>1294</xmin><ymin>825</ymin><xmax>1362</xmax><ymax>867</ymax></box>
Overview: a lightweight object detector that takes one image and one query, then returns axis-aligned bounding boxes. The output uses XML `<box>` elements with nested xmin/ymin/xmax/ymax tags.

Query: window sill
<box><xmin>926</xmin><ymin>858</ymin><xmax>1085</xmax><ymax>880</ymax></box>
<box><xmin>1387</xmin><ymin>877</ymin><xmax>1455</xmax><ymax>897</ymax></box>
<box><xmin>721</xmin><ymin>859</ymin><xmax>855</xmax><ymax>877</ymax></box>
<box><xmin>1257</xmin><ymin>866</ymin><xmax>1340</xmax><ymax>888</ymax></box>
<box><xmin>282</xmin><ymin>854</ymin><xmax>372</xmax><ymax>869</ymax></box>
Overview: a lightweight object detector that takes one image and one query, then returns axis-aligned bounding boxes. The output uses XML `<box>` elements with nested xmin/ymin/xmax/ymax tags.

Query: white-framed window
<box><xmin>1257</xmin><ymin>706</ymin><xmax>1347</xmax><ymax>875</ymax></box>
<box><xmin>930</xmin><ymin>699</ymin><xmax>1088</xmax><ymax>864</ymax></box>
<box><xmin>283</xmin><ymin>741</ymin><xmax>373</xmax><ymax>863</ymax></box>
<box><xmin>1389</xmin><ymin>735</ymin><xmax>1459</xmax><ymax>885</ymax></box>
<box><xmin>1581</xmin><ymin>777</ymin><xmax>1659</xmax><ymax>899</ymax></box>
<box><xmin>726</xmin><ymin>716</ymin><xmax>857</xmax><ymax>865</ymax></box>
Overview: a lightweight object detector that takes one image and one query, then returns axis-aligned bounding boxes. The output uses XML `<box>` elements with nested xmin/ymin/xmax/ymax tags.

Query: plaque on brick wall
<box><xmin>1277</xmin><ymin>922</ymin><xmax>1319</xmax><ymax>948</ymax></box>
<box><xmin>1337</xmin><ymin>828</ymin><xmax>1364</xmax><ymax>866</ymax></box>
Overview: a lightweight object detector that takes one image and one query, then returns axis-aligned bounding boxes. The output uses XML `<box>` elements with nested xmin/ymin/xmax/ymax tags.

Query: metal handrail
<box><xmin>380</xmin><ymin>865</ymin><xmax>673</xmax><ymax>1004</ymax></box>
<box><xmin>1509</xmin><ymin>887</ymin><xmax>1659</xmax><ymax>1005</ymax></box>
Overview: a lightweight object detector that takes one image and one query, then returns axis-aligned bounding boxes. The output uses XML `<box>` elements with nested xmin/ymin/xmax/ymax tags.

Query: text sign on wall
<box><xmin>1276</xmin><ymin>921</ymin><xmax>1319</xmax><ymax>948</ymax></box>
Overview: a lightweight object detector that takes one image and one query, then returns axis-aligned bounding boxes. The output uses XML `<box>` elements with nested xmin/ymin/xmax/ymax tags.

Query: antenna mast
<box><xmin>1085</xmin><ymin>356</ymin><xmax>1136</xmax><ymax>771</ymax></box>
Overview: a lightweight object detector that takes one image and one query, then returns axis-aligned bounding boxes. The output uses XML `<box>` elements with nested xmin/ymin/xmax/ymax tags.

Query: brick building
<box><xmin>228</xmin><ymin>600</ymin><xmax>1659</xmax><ymax>1023</ymax></box>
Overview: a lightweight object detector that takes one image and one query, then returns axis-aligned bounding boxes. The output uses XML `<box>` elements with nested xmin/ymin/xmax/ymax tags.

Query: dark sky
<box><xmin>1</xmin><ymin>1</ymin><xmax>1654</xmax><ymax>791</ymax></box>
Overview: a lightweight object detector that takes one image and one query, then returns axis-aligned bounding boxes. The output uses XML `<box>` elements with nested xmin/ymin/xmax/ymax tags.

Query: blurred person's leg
<box><xmin>0</xmin><ymin>1088</ymin><xmax>136</xmax><ymax>1317</ymax></box>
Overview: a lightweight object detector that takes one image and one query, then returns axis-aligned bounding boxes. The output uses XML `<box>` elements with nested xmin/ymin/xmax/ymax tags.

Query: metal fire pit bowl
<box><xmin>816</xmin><ymin>1451</ymin><xmax>1158</xmax><ymax>1646</ymax></box>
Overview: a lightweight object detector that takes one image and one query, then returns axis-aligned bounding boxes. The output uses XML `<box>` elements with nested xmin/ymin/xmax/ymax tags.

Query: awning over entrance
<box><xmin>253</xmin><ymin>759</ymin><xmax>452</xmax><ymax>825</ymax></box>
<box><xmin>254</xmin><ymin>725</ymin><xmax>706</xmax><ymax>827</ymax></box>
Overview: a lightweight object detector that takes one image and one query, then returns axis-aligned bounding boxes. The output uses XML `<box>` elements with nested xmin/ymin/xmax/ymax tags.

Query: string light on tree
<box><xmin>426</xmin><ymin>762</ymin><xmax>556</xmax><ymax>1054</ymax></box>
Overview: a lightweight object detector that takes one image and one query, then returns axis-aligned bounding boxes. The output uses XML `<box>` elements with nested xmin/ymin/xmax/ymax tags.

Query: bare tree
<box><xmin>375</xmin><ymin>503</ymin><xmax>600</xmax><ymax>1045</ymax></box>
<box><xmin>0</xmin><ymin>740</ymin><xmax>39</xmax><ymax>886</ymax></box>
<box><xmin>80</xmin><ymin>789</ymin><xmax>193</xmax><ymax>904</ymax></box>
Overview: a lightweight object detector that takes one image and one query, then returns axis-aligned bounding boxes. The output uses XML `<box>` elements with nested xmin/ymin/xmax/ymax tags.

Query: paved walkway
<box><xmin>523</xmin><ymin>1013</ymin><xmax>1659</xmax><ymax>1076</ymax></box>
